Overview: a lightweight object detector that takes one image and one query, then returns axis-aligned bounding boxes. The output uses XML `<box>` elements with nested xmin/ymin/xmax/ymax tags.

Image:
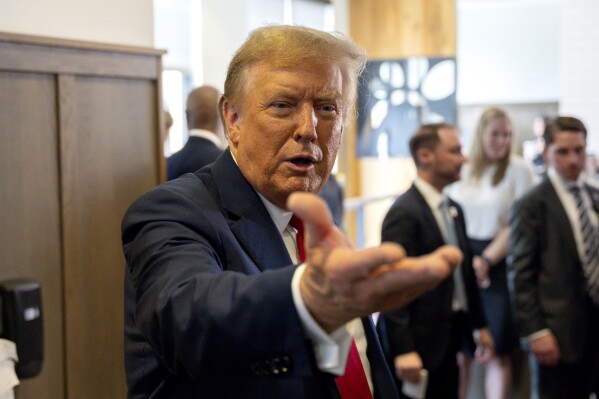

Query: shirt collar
<box><xmin>256</xmin><ymin>192</ymin><xmax>293</xmax><ymax>234</ymax></box>
<box><xmin>414</xmin><ymin>177</ymin><xmax>445</xmax><ymax>210</ymax></box>
<box><xmin>547</xmin><ymin>167</ymin><xmax>584</xmax><ymax>191</ymax></box>
<box><xmin>189</xmin><ymin>129</ymin><xmax>223</xmax><ymax>148</ymax></box>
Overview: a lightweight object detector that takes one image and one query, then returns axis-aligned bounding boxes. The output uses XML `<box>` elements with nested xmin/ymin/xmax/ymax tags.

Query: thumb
<box><xmin>287</xmin><ymin>192</ymin><xmax>335</xmax><ymax>248</ymax></box>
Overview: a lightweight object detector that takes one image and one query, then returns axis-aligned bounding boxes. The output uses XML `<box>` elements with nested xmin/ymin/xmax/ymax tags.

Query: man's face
<box><xmin>432</xmin><ymin>127</ymin><xmax>465</xmax><ymax>187</ymax></box>
<box><xmin>545</xmin><ymin>130</ymin><xmax>586</xmax><ymax>181</ymax></box>
<box><xmin>223</xmin><ymin>60</ymin><xmax>345</xmax><ymax>209</ymax></box>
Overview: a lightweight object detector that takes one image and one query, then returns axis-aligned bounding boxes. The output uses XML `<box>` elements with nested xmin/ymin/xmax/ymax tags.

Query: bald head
<box><xmin>186</xmin><ymin>85</ymin><xmax>221</xmax><ymax>133</ymax></box>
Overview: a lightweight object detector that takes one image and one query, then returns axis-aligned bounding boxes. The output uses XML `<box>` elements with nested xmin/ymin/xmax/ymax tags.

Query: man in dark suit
<box><xmin>318</xmin><ymin>173</ymin><xmax>345</xmax><ymax>228</ymax></box>
<box><xmin>121</xmin><ymin>25</ymin><xmax>462</xmax><ymax>399</ymax></box>
<box><xmin>509</xmin><ymin>116</ymin><xmax>599</xmax><ymax>399</ymax></box>
<box><xmin>167</xmin><ymin>85</ymin><xmax>224</xmax><ymax>180</ymax></box>
<box><xmin>378</xmin><ymin>123</ymin><xmax>493</xmax><ymax>399</ymax></box>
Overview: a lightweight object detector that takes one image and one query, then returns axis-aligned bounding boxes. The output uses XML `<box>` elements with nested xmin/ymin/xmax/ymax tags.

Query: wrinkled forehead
<box><xmin>256</xmin><ymin>59</ymin><xmax>342</xmax><ymax>82</ymax></box>
<box><xmin>243</xmin><ymin>57</ymin><xmax>350</xmax><ymax>94</ymax></box>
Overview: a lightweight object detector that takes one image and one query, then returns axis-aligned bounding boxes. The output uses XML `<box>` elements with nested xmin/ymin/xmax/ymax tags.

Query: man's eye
<box><xmin>272</xmin><ymin>102</ymin><xmax>290</xmax><ymax>109</ymax></box>
<box><xmin>318</xmin><ymin>105</ymin><xmax>337</xmax><ymax>113</ymax></box>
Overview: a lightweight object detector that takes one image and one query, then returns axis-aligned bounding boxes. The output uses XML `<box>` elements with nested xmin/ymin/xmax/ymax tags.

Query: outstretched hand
<box><xmin>287</xmin><ymin>192</ymin><xmax>462</xmax><ymax>333</ymax></box>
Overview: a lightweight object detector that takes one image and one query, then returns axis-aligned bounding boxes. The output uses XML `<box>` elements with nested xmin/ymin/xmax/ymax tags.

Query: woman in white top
<box><xmin>447</xmin><ymin>108</ymin><xmax>536</xmax><ymax>399</ymax></box>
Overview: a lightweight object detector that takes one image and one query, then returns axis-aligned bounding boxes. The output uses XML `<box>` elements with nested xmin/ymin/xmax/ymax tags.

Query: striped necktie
<box><xmin>569</xmin><ymin>185</ymin><xmax>599</xmax><ymax>305</ymax></box>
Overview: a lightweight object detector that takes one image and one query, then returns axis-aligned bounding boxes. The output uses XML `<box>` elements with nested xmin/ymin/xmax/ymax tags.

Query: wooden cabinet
<box><xmin>0</xmin><ymin>32</ymin><xmax>165</xmax><ymax>398</ymax></box>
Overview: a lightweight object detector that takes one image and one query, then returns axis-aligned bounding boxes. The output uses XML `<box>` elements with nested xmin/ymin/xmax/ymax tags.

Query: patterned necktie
<box><xmin>289</xmin><ymin>214</ymin><xmax>372</xmax><ymax>398</ymax></box>
<box><xmin>440</xmin><ymin>199</ymin><xmax>469</xmax><ymax>311</ymax></box>
<box><xmin>569</xmin><ymin>185</ymin><xmax>599</xmax><ymax>305</ymax></box>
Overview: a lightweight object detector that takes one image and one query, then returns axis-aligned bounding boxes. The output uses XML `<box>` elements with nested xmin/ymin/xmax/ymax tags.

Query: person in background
<box><xmin>446</xmin><ymin>107</ymin><xmax>536</xmax><ymax>399</ymax></box>
<box><xmin>167</xmin><ymin>85</ymin><xmax>224</xmax><ymax>180</ymax></box>
<box><xmin>318</xmin><ymin>173</ymin><xmax>345</xmax><ymax>228</ymax></box>
<box><xmin>122</xmin><ymin>25</ymin><xmax>461</xmax><ymax>399</ymax></box>
<box><xmin>522</xmin><ymin>115</ymin><xmax>550</xmax><ymax>176</ymax></box>
<box><xmin>378</xmin><ymin>123</ymin><xmax>493</xmax><ymax>399</ymax></box>
<box><xmin>509</xmin><ymin>116</ymin><xmax>599</xmax><ymax>399</ymax></box>
<box><xmin>163</xmin><ymin>110</ymin><xmax>174</xmax><ymax>145</ymax></box>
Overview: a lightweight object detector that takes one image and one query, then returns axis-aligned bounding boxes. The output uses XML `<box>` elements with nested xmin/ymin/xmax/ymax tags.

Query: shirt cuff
<box><xmin>291</xmin><ymin>264</ymin><xmax>352</xmax><ymax>375</ymax></box>
<box><xmin>526</xmin><ymin>329</ymin><xmax>551</xmax><ymax>342</ymax></box>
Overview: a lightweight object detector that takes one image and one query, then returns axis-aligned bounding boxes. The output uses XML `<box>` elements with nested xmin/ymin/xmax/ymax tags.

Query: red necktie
<box><xmin>336</xmin><ymin>339</ymin><xmax>372</xmax><ymax>399</ymax></box>
<box><xmin>289</xmin><ymin>214</ymin><xmax>305</xmax><ymax>262</ymax></box>
<box><xmin>289</xmin><ymin>214</ymin><xmax>372</xmax><ymax>399</ymax></box>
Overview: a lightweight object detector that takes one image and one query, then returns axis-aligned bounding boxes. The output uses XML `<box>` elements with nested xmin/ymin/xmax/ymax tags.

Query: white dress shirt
<box><xmin>257</xmin><ymin>192</ymin><xmax>373</xmax><ymax>393</ymax></box>
<box><xmin>188</xmin><ymin>128</ymin><xmax>225</xmax><ymax>149</ymax></box>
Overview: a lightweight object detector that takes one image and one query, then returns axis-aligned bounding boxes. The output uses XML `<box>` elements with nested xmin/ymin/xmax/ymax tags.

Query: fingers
<box><xmin>530</xmin><ymin>334</ymin><xmax>560</xmax><ymax>366</ymax></box>
<box><xmin>327</xmin><ymin>242</ymin><xmax>406</xmax><ymax>283</ymax></box>
<box><xmin>287</xmin><ymin>192</ymin><xmax>339</xmax><ymax>248</ymax></box>
<box><xmin>395</xmin><ymin>352</ymin><xmax>423</xmax><ymax>383</ymax></box>
<box><xmin>344</xmin><ymin>245</ymin><xmax>461</xmax><ymax>312</ymax></box>
<box><xmin>474</xmin><ymin>344</ymin><xmax>494</xmax><ymax>363</ymax></box>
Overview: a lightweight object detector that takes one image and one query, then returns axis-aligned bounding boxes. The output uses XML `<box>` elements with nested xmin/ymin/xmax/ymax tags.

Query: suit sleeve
<box><xmin>121</xmin><ymin>184</ymin><xmax>314</xmax><ymax>379</ymax></box>
<box><xmin>379</xmin><ymin>203</ymin><xmax>420</xmax><ymax>356</ymax></box>
<box><xmin>508</xmin><ymin>193</ymin><xmax>547</xmax><ymax>338</ymax></box>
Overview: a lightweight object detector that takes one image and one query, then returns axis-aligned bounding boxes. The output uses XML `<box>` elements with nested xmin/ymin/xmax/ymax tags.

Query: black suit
<box><xmin>509</xmin><ymin>177</ymin><xmax>599</xmax><ymax>399</ymax></box>
<box><xmin>122</xmin><ymin>149</ymin><xmax>398</xmax><ymax>399</ymax></box>
<box><xmin>167</xmin><ymin>135</ymin><xmax>223</xmax><ymax>180</ymax></box>
<box><xmin>378</xmin><ymin>184</ymin><xmax>487</xmax><ymax>399</ymax></box>
<box><xmin>318</xmin><ymin>174</ymin><xmax>344</xmax><ymax>228</ymax></box>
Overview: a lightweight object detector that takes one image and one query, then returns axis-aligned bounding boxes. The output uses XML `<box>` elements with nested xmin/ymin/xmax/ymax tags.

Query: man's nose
<box><xmin>294</xmin><ymin>105</ymin><xmax>317</xmax><ymax>141</ymax></box>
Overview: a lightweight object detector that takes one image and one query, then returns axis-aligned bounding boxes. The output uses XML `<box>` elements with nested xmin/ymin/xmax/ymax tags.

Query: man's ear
<box><xmin>222</xmin><ymin>99</ymin><xmax>241</xmax><ymax>146</ymax></box>
<box><xmin>417</xmin><ymin>147</ymin><xmax>433</xmax><ymax>167</ymax></box>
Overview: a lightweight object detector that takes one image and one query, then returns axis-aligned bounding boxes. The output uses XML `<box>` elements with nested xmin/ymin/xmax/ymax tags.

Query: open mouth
<box><xmin>290</xmin><ymin>157</ymin><xmax>314</xmax><ymax>166</ymax></box>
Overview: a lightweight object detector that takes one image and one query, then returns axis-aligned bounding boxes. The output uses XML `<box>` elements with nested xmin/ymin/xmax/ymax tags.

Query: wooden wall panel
<box><xmin>60</xmin><ymin>76</ymin><xmax>159</xmax><ymax>399</ymax></box>
<box><xmin>349</xmin><ymin>0</ymin><xmax>456</xmax><ymax>59</ymax></box>
<box><xmin>0</xmin><ymin>71</ymin><xmax>65</xmax><ymax>399</ymax></box>
<box><xmin>0</xmin><ymin>32</ymin><xmax>164</xmax><ymax>399</ymax></box>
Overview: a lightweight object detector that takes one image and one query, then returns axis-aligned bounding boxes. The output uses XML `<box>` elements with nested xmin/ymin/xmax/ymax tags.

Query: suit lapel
<box><xmin>362</xmin><ymin>317</ymin><xmax>399</xmax><ymax>399</ymax></box>
<box><xmin>585</xmin><ymin>183</ymin><xmax>599</xmax><ymax>215</ymax></box>
<box><xmin>210</xmin><ymin>150</ymin><xmax>293</xmax><ymax>271</ymax></box>
<box><xmin>449</xmin><ymin>199</ymin><xmax>469</xmax><ymax>254</ymax></box>
<box><xmin>409</xmin><ymin>186</ymin><xmax>446</xmax><ymax>246</ymax></box>
<box><xmin>544</xmin><ymin>179</ymin><xmax>579</xmax><ymax>257</ymax></box>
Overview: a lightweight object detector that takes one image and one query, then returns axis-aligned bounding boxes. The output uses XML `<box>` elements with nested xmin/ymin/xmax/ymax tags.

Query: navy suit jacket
<box><xmin>122</xmin><ymin>150</ymin><xmax>398</xmax><ymax>398</ymax></box>
<box><xmin>509</xmin><ymin>178</ymin><xmax>599</xmax><ymax>363</ymax></box>
<box><xmin>166</xmin><ymin>135</ymin><xmax>223</xmax><ymax>180</ymax></box>
<box><xmin>377</xmin><ymin>184</ymin><xmax>487</xmax><ymax>371</ymax></box>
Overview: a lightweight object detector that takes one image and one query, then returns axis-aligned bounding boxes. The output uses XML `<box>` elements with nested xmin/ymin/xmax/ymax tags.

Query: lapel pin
<box><xmin>449</xmin><ymin>206</ymin><xmax>458</xmax><ymax>218</ymax></box>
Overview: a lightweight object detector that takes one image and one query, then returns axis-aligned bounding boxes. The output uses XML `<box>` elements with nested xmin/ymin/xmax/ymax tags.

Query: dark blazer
<box><xmin>509</xmin><ymin>178</ymin><xmax>599</xmax><ymax>363</ymax></box>
<box><xmin>122</xmin><ymin>149</ymin><xmax>398</xmax><ymax>399</ymax></box>
<box><xmin>318</xmin><ymin>174</ymin><xmax>344</xmax><ymax>228</ymax></box>
<box><xmin>166</xmin><ymin>135</ymin><xmax>223</xmax><ymax>180</ymax></box>
<box><xmin>378</xmin><ymin>184</ymin><xmax>487</xmax><ymax>371</ymax></box>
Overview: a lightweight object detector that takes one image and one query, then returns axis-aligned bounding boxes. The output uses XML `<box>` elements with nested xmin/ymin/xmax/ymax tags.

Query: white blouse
<box><xmin>446</xmin><ymin>155</ymin><xmax>537</xmax><ymax>240</ymax></box>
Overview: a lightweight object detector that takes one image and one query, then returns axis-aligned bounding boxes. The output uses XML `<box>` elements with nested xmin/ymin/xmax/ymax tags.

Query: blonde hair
<box><xmin>219</xmin><ymin>25</ymin><xmax>367</xmax><ymax>133</ymax></box>
<box><xmin>468</xmin><ymin>107</ymin><xmax>512</xmax><ymax>185</ymax></box>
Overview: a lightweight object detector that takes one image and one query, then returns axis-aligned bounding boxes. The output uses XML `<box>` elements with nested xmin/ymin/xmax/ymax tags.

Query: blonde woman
<box><xmin>447</xmin><ymin>108</ymin><xmax>536</xmax><ymax>399</ymax></box>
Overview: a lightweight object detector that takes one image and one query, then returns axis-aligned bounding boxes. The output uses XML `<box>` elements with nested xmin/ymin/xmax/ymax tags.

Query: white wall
<box><xmin>201</xmin><ymin>0</ymin><xmax>251</xmax><ymax>90</ymax></box>
<box><xmin>156</xmin><ymin>0</ymin><xmax>343</xmax><ymax>91</ymax></box>
<box><xmin>560</xmin><ymin>0</ymin><xmax>599</xmax><ymax>154</ymax></box>
<box><xmin>0</xmin><ymin>0</ymin><xmax>154</xmax><ymax>47</ymax></box>
<box><xmin>457</xmin><ymin>0</ymin><xmax>562</xmax><ymax>105</ymax></box>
